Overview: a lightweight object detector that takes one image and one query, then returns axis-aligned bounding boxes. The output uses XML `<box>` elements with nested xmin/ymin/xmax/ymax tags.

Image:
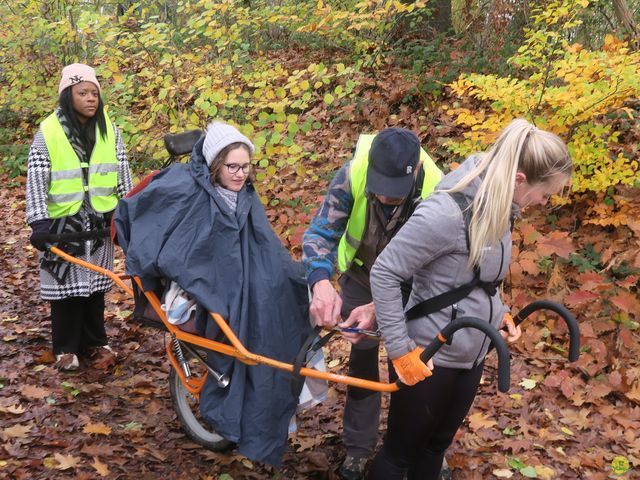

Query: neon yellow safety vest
<box><xmin>41</xmin><ymin>112</ymin><xmax>119</xmax><ymax>218</ymax></box>
<box><xmin>336</xmin><ymin>134</ymin><xmax>443</xmax><ymax>272</ymax></box>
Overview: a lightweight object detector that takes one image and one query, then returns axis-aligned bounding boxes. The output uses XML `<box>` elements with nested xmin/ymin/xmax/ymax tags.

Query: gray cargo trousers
<box><xmin>339</xmin><ymin>274</ymin><xmax>381</xmax><ymax>458</ymax></box>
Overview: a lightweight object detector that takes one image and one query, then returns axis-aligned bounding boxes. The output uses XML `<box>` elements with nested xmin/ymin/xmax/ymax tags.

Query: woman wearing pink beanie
<box><xmin>25</xmin><ymin>63</ymin><xmax>133</xmax><ymax>370</ymax></box>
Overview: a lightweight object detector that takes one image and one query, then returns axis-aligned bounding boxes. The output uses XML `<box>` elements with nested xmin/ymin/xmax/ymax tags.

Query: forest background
<box><xmin>0</xmin><ymin>0</ymin><xmax>639</xmax><ymax>478</ymax></box>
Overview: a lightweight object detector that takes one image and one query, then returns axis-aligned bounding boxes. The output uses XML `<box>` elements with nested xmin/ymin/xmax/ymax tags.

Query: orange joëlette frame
<box><xmin>49</xmin><ymin>246</ymin><xmax>400</xmax><ymax>393</ymax></box>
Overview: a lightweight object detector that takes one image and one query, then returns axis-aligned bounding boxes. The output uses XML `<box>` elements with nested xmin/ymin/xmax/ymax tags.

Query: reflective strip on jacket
<box><xmin>336</xmin><ymin>133</ymin><xmax>443</xmax><ymax>272</ymax></box>
<box><xmin>41</xmin><ymin>112</ymin><xmax>118</xmax><ymax>218</ymax></box>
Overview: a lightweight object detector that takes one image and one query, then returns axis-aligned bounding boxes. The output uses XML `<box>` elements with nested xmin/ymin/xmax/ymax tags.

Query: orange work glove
<box><xmin>391</xmin><ymin>346</ymin><xmax>432</xmax><ymax>386</ymax></box>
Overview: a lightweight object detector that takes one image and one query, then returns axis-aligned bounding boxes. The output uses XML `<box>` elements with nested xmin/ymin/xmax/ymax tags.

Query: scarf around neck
<box><xmin>55</xmin><ymin>107</ymin><xmax>95</xmax><ymax>171</ymax></box>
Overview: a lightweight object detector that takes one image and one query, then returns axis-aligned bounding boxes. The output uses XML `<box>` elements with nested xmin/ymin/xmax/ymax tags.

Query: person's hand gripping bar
<box><xmin>395</xmin><ymin>317</ymin><xmax>512</xmax><ymax>393</ymax></box>
<box><xmin>392</xmin><ymin>346</ymin><xmax>433</xmax><ymax>385</ymax></box>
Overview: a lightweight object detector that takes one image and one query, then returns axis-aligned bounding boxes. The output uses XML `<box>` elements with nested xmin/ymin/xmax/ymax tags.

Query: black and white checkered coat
<box><xmin>25</xmin><ymin>123</ymin><xmax>133</xmax><ymax>300</ymax></box>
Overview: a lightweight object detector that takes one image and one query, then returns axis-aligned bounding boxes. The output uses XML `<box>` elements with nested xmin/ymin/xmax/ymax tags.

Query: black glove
<box><xmin>29</xmin><ymin>219</ymin><xmax>52</xmax><ymax>251</ymax></box>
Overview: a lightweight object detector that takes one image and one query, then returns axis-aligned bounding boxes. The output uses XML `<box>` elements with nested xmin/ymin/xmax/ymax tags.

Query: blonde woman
<box><xmin>366</xmin><ymin>119</ymin><xmax>573</xmax><ymax>479</ymax></box>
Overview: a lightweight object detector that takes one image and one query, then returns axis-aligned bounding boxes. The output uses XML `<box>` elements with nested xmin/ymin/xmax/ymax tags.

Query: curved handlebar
<box><xmin>513</xmin><ymin>300</ymin><xmax>580</xmax><ymax>362</ymax></box>
<box><xmin>396</xmin><ymin>317</ymin><xmax>511</xmax><ymax>393</ymax></box>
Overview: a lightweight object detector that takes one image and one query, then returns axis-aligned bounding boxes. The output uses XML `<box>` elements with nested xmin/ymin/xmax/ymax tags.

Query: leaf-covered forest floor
<box><xmin>1</xmin><ymin>94</ymin><xmax>639</xmax><ymax>479</ymax></box>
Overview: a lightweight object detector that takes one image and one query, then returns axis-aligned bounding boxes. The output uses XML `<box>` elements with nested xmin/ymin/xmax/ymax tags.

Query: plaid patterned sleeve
<box><xmin>25</xmin><ymin>129</ymin><xmax>52</xmax><ymax>225</ymax></box>
<box><xmin>114</xmin><ymin>125</ymin><xmax>133</xmax><ymax>197</ymax></box>
<box><xmin>302</xmin><ymin>163</ymin><xmax>353</xmax><ymax>285</ymax></box>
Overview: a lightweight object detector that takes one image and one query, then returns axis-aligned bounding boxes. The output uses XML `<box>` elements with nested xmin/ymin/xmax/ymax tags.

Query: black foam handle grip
<box><xmin>396</xmin><ymin>317</ymin><xmax>511</xmax><ymax>393</ymax></box>
<box><xmin>513</xmin><ymin>300</ymin><xmax>580</xmax><ymax>362</ymax></box>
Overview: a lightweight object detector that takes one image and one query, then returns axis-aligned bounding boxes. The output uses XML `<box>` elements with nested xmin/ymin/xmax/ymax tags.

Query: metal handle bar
<box><xmin>36</xmin><ymin>228</ymin><xmax>111</xmax><ymax>245</ymax></box>
<box><xmin>180</xmin><ymin>341</ymin><xmax>230</xmax><ymax>388</ymax></box>
<box><xmin>49</xmin><ymin>246</ymin><xmax>133</xmax><ymax>297</ymax></box>
<box><xmin>46</xmin><ymin>247</ymin><xmax>400</xmax><ymax>392</ymax></box>
<box><xmin>396</xmin><ymin>317</ymin><xmax>511</xmax><ymax>393</ymax></box>
<box><xmin>513</xmin><ymin>300</ymin><xmax>580</xmax><ymax>362</ymax></box>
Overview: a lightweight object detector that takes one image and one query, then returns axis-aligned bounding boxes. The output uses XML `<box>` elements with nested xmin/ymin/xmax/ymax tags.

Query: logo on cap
<box><xmin>69</xmin><ymin>75</ymin><xmax>84</xmax><ymax>85</ymax></box>
<box><xmin>406</xmin><ymin>166</ymin><xmax>413</xmax><ymax>174</ymax></box>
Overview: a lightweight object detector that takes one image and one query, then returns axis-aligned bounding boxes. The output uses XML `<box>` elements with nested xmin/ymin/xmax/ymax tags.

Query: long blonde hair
<box><xmin>445</xmin><ymin>118</ymin><xmax>572</xmax><ymax>268</ymax></box>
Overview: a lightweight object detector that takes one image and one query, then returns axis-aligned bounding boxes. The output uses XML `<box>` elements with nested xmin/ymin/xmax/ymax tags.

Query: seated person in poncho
<box><xmin>115</xmin><ymin>122</ymin><xmax>312</xmax><ymax>466</ymax></box>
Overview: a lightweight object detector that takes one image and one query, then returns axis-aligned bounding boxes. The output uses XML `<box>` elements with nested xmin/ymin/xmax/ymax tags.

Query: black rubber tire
<box><xmin>169</xmin><ymin>365</ymin><xmax>233</xmax><ymax>451</ymax></box>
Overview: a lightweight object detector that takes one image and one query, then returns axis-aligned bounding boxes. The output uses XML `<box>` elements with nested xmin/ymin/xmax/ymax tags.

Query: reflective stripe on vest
<box><xmin>336</xmin><ymin>133</ymin><xmax>443</xmax><ymax>273</ymax></box>
<box><xmin>41</xmin><ymin>112</ymin><xmax>118</xmax><ymax>218</ymax></box>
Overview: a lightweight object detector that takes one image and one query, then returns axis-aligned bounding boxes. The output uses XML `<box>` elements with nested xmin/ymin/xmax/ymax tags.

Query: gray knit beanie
<box><xmin>202</xmin><ymin>122</ymin><xmax>255</xmax><ymax>167</ymax></box>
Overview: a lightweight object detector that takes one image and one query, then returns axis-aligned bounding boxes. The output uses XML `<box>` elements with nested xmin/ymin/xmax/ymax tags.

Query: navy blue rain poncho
<box><xmin>115</xmin><ymin>138</ymin><xmax>311</xmax><ymax>465</ymax></box>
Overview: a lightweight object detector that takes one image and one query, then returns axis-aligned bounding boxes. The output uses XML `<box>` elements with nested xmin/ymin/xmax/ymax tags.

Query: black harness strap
<box><xmin>405</xmin><ymin>268</ymin><xmax>500</xmax><ymax>321</ymax></box>
<box><xmin>290</xmin><ymin>327</ymin><xmax>336</xmax><ymax>396</ymax></box>
<box><xmin>405</xmin><ymin>192</ymin><xmax>501</xmax><ymax>322</ymax></box>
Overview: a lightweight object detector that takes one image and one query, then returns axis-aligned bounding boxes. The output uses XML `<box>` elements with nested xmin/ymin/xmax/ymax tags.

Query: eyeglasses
<box><xmin>224</xmin><ymin>163</ymin><xmax>252</xmax><ymax>175</ymax></box>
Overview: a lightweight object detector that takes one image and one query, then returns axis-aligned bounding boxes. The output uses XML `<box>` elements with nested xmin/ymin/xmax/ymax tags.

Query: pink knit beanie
<box><xmin>58</xmin><ymin>63</ymin><xmax>101</xmax><ymax>94</ymax></box>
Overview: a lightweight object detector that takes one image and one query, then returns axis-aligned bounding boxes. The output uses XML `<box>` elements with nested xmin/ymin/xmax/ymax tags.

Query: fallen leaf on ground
<box><xmin>1</xmin><ymin>423</ymin><xmax>32</xmax><ymax>440</ymax></box>
<box><xmin>468</xmin><ymin>412</ymin><xmax>497</xmax><ymax>431</ymax></box>
<box><xmin>535</xmin><ymin>464</ymin><xmax>556</xmax><ymax>479</ymax></box>
<box><xmin>19</xmin><ymin>384</ymin><xmax>51</xmax><ymax>400</ymax></box>
<box><xmin>83</xmin><ymin>422</ymin><xmax>112</xmax><ymax>435</ymax></box>
<box><xmin>0</xmin><ymin>404</ymin><xmax>26</xmax><ymax>415</ymax></box>
<box><xmin>493</xmin><ymin>468</ymin><xmax>514</xmax><ymax>478</ymax></box>
<box><xmin>92</xmin><ymin>457</ymin><xmax>110</xmax><ymax>476</ymax></box>
<box><xmin>54</xmin><ymin>453</ymin><xmax>81</xmax><ymax>470</ymax></box>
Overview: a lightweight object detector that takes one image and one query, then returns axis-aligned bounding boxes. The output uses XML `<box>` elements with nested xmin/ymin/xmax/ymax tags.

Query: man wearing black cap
<box><xmin>302</xmin><ymin>128</ymin><xmax>442</xmax><ymax>480</ymax></box>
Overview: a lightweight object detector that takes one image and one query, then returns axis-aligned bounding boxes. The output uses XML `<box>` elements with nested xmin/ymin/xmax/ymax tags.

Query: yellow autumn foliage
<box><xmin>446</xmin><ymin>0</ymin><xmax>640</xmax><ymax>197</ymax></box>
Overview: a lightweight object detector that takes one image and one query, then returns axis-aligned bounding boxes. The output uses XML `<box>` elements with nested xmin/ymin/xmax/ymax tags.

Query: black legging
<box><xmin>50</xmin><ymin>292</ymin><xmax>107</xmax><ymax>355</ymax></box>
<box><xmin>366</xmin><ymin>361</ymin><xmax>485</xmax><ymax>480</ymax></box>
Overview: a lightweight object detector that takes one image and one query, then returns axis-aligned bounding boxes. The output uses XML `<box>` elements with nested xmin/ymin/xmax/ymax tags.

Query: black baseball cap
<box><xmin>366</xmin><ymin>127</ymin><xmax>420</xmax><ymax>198</ymax></box>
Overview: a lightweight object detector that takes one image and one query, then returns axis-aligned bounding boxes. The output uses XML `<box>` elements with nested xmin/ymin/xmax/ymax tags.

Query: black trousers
<box><xmin>50</xmin><ymin>292</ymin><xmax>108</xmax><ymax>355</ymax></box>
<box><xmin>339</xmin><ymin>273</ymin><xmax>414</xmax><ymax>458</ymax></box>
<box><xmin>366</xmin><ymin>361</ymin><xmax>485</xmax><ymax>480</ymax></box>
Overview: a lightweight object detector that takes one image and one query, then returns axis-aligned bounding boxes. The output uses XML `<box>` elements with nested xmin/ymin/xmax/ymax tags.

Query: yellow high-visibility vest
<box><xmin>336</xmin><ymin>133</ymin><xmax>442</xmax><ymax>272</ymax></box>
<box><xmin>41</xmin><ymin>112</ymin><xmax>118</xmax><ymax>218</ymax></box>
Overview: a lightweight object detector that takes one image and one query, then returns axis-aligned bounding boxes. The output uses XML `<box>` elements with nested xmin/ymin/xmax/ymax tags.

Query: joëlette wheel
<box><xmin>168</xmin><ymin>365</ymin><xmax>233</xmax><ymax>451</ymax></box>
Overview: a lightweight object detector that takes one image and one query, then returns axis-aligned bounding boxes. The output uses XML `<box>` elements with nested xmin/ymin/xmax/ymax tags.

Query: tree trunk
<box><xmin>612</xmin><ymin>0</ymin><xmax>639</xmax><ymax>49</ymax></box>
<box><xmin>431</xmin><ymin>0</ymin><xmax>453</xmax><ymax>34</ymax></box>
